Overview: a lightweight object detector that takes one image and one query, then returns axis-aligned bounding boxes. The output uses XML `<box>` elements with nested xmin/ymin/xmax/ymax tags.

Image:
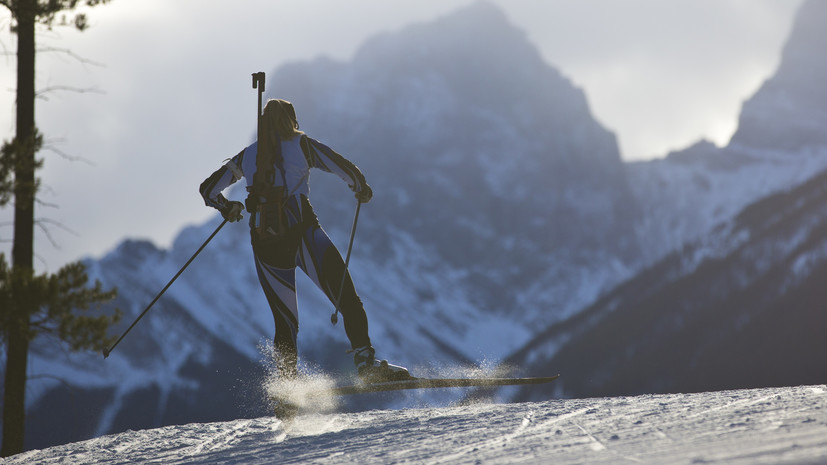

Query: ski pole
<box><xmin>252</xmin><ymin>72</ymin><xmax>265</xmax><ymax>119</ymax></box>
<box><xmin>330</xmin><ymin>199</ymin><xmax>362</xmax><ymax>325</ymax></box>
<box><xmin>103</xmin><ymin>218</ymin><xmax>229</xmax><ymax>359</ymax></box>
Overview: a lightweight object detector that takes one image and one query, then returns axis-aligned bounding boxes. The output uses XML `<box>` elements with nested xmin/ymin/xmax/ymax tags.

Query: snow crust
<box><xmin>8</xmin><ymin>385</ymin><xmax>826</xmax><ymax>465</ymax></box>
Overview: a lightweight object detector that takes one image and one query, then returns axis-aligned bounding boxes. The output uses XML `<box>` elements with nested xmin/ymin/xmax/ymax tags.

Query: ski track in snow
<box><xmin>6</xmin><ymin>385</ymin><xmax>826</xmax><ymax>465</ymax></box>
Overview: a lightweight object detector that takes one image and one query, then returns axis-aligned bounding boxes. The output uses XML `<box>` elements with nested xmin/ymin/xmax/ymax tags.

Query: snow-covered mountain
<box><xmin>513</xmin><ymin>163</ymin><xmax>827</xmax><ymax>400</ymax></box>
<box><xmin>8</xmin><ymin>0</ymin><xmax>827</xmax><ymax>452</ymax></box>
<box><xmin>513</xmin><ymin>0</ymin><xmax>827</xmax><ymax>400</ymax></box>
<box><xmin>730</xmin><ymin>0</ymin><xmax>827</xmax><ymax>152</ymax></box>
<box><xmin>276</xmin><ymin>0</ymin><xmax>641</xmax><ymax>328</ymax></box>
<box><xmin>628</xmin><ymin>0</ymin><xmax>827</xmax><ymax>264</ymax></box>
<box><xmin>628</xmin><ymin>142</ymin><xmax>827</xmax><ymax>265</ymax></box>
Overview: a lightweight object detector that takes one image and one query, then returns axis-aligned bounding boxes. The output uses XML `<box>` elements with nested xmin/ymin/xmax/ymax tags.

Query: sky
<box><xmin>0</xmin><ymin>0</ymin><xmax>804</xmax><ymax>271</ymax></box>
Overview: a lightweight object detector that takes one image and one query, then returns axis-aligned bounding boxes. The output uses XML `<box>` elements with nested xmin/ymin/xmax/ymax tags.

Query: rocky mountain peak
<box><xmin>729</xmin><ymin>0</ymin><xmax>827</xmax><ymax>151</ymax></box>
<box><xmin>272</xmin><ymin>1</ymin><xmax>639</xmax><ymax>271</ymax></box>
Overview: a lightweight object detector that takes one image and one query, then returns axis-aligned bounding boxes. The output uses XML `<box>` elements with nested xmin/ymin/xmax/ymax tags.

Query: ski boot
<box><xmin>353</xmin><ymin>345</ymin><xmax>412</xmax><ymax>383</ymax></box>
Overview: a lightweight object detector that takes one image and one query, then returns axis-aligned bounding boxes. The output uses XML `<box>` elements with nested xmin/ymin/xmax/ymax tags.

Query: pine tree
<box><xmin>0</xmin><ymin>0</ymin><xmax>118</xmax><ymax>456</ymax></box>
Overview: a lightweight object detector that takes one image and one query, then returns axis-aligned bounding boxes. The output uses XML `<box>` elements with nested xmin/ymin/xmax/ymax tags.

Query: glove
<box><xmin>354</xmin><ymin>184</ymin><xmax>373</xmax><ymax>203</ymax></box>
<box><xmin>220</xmin><ymin>200</ymin><xmax>245</xmax><ymax>222</ymax></box>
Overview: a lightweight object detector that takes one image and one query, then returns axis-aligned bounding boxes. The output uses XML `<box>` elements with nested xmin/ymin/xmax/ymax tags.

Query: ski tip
<box><xmin>102</xmin><ymin>348</ymin><xmax>110</xmax><ymax>359</ymax></box>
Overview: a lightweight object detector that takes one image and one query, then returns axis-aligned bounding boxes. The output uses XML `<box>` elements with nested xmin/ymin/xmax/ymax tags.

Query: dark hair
<box><xmin>257</xmin><ymin>99</ymin><xmax>304</xmax><ymax>174</ymax></box>
<box><xmin>263</xmin><ymin>99</ymin><xmax>302</xmax><ymax>140</ymax></box>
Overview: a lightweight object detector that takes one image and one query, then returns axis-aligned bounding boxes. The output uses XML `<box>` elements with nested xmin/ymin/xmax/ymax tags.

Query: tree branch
<box><xmin>35</xmin><ymin>85</ymin><xmax>104</xmax><ymax>100</ymax></box>
<box><xmin>36</xmin><ymin>182</ymin><xmax>58</xmax><ymax>199</ymax></box>
<box><xmin>34</xmin><ymin>217</ymin><xmax>80</xmax><ymax>250</ymax></box>
<box><xmin>33</xmin><ymin>250</ymin><xmax>49</xmax><ymax>270</ymax></box>
<box><xmin>34</xmin><ymin>198</ymin><xmax>59</xmax><ymax>209</ymax></box>
<box><xmin>37</xmin><ymin>46</ymin><xmax>105</xmax><ymax>68</ymax></box>
<box><xmin>36</xmin><ymin>220</ymin><xmax>61</xmax><ymax>250</ymax></box>
<box><xmin>0</xmin><ymin>18</ymin><xmax>10</xmax><ymax>60</ymax></box>
<box><xmin>30</xmin><ymin>317</ymin><xmax>52</xmax><ymax>330</ymax></box>
<box><xmin>36</xmin><ymin>218</ymin><xmax>77</xmax><ymax>236</ymax></box>
<box><xmin>42</xmin><ymin>142</ymin><xmax>95</xmax><ymax>165</ymax></box>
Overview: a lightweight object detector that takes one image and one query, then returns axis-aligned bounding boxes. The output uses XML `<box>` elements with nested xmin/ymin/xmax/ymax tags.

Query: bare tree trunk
<box><xmin>1</xmin><ymin>328</ymin><xmax>30</xmax><ymax>457</ymax></box>
<box><xmin>2</xmin><ymin>0</ymin><xmax>36</xmax><ymax>457</ymax></box>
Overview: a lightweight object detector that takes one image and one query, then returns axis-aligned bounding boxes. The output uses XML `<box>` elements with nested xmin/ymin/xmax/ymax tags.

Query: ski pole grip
<box><xmin>252</xmin><ymin>72</ymin><xmax>265</xmax><ymax>92</ymax></box>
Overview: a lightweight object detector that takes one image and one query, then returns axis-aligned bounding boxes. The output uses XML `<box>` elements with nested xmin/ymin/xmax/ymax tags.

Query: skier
<box><xmin>199</xmin><ymin>98</ymin><xmax>409</xmax><ymax>383</ymax></box>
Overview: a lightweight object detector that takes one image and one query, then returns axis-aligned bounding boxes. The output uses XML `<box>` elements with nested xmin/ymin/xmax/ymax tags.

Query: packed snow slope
<box><xmin>7</xmin><ymin>385</ymin><xmax>827</xmax><ymax>465</ymax></box>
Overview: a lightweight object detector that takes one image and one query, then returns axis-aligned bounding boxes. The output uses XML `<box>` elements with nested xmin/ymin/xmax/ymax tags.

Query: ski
<box><xmin>312</xmin><ymin>374</ymin><xmax>560</xmax><ymax>396</ymax></box>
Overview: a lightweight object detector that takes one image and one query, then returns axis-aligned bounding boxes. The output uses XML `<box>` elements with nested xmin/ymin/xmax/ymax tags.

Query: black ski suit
<box><xmin>200</xmin><ymin>134</ymin><xmax>372</xmax><ymax>374</ymax></box>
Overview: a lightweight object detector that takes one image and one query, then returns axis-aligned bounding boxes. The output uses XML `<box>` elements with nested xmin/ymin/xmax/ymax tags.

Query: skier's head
<box><xmin>263</xmin><ymin>99</ymin><xmax>302</xmax><ymax>140</ymax></box>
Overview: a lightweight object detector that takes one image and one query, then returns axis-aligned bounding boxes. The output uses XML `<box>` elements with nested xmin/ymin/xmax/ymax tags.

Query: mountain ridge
<box><xmin>514</xmin><ymin>0</ymin><xmax>827</xmax><ymax>399</ymax></box>
<box><xmin>729</xmin><ymin>0</ymin><xmax>827</xmax><ymax>151</ymax></box>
